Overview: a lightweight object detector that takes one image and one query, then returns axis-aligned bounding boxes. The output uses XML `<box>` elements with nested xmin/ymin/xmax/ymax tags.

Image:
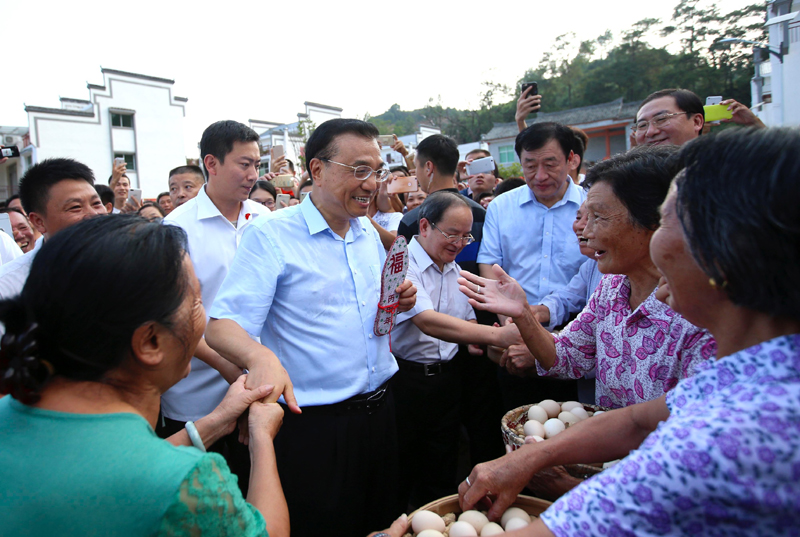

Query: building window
<box><xmin>114</xmin><ymin>153</ymin><xmax>136</xmax><ymax>171</ymax></box>
<box><xmin>499</xmin><ymin>145</ymin><xmax>515</xmax><ymax>164</ymax></box>
<box><xmin>111</xmin><ymin>113</ymin><xmax>133</xmax><ymax>128</ymax></box>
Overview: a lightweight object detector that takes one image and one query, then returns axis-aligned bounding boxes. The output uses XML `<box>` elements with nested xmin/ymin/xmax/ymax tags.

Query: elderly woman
<box><xmin>457</xmin><ymin>127</ymin><xmax>800</xmax><ymax>535</ymax></box>
<box><xmin>485</xmin><ymin>145</ymin><xmax>716</xmax><ymax>408</ymax></box>
<box><xmin>0</xmin><ymin>216</ymin><xmax>289</xmax><ymax>537</ymax></box>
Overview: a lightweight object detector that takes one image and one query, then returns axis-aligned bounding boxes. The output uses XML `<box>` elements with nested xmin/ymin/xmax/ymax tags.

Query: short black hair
<box><xmin>138</xmin><ymin>201</ymin><xmax>165</xmax><ymax>217</ymax></box>
<box><xmin>107</xmin><ymin>173</ymin><xmax>129</xmax><ymax>186</ymax></box>
<box><xmin>19</xmin><ymin>158</ymin><xmax>95</xmax><ymax>215</ymax></box>
<box><xmin>169</xmin><ymin>165</ymin><xmax>205</xmax><ymax>183</ymax></box>
<box><xmin>494</xmin><ymin>178</ymin><xmax>526</xmax><ymax>197</ymax></box>
<box><xmin>156</xmin><ymin>192</ymin><xmax>170</xmax><ymax>203</ymax></box>
<box><xmin>6</xmin><ymin>194</ymin><xmax>20</xmax><ymax>204</ymax></box>
<box><xmin>298</xmin><ymin>179</ymin><xmax>313</xmax><ymax>192</ymax></box>
<box><xmin>305</xmin><ymin>119</ymin><xmax>379</xmax><ymax>181</ymax></box>
<box><xmin>418</xmin><ymin>190</ymin><xmax>470</xmax><ymax>227</ymax></box>
<box><xmin>570</xmin><ymin>127</ymin><xmax>588</xmax><ymax>168</ymax></box>
<box><xmin>200</xmin><ymin>121</ymin><xmax>260</xmax><ymax>179</ymax></box>
<box><xmin>515</xmin><ymin>122</ymin><xmax>574</xmax><ymax>160</ymax></box>
<box><xmin>416</xmin><ymin>134</ymin><xmax>459</xmax><ymax>177</ymax></box>
<box><xmin>286</xmin><ymin>159</ymin><xmax>295</xmax><ymax>173</ymax></box>
<box><xmin>94</xmin><ymin>184</ymin><xmax>115</xmax><ymax>207</ymax></box>
<box><xmin>583</xmin><ymin>145</ymin><xmax>680</xmax><ymax>230</ymax></box>
<box><xmin>478</xmin><ymin>192</ymin><xmax>494</xmax><ymax>202</ymax></box>
<box><xmin>0</xmin><ymin>216</ymin><xmax>189</xmax><ymax>403</ymax></box>
<box><xmin>250</xmin><ymin>180</ymin><xmax>277</xmax><ymax>199</ymax></box>
<box><xmin>638</xmin><ymin>88</ymin><xmax>704</xmax><ymax>129</ymax></box>
<box><xmin>390</xmin><ymin>166</ymin><xmax>410</xmax><ymax>176</ymax></box>
<box><xmin>674</xmin><ymin>127</ymin><xmax>800</xmax><ymax>319</ymax></box>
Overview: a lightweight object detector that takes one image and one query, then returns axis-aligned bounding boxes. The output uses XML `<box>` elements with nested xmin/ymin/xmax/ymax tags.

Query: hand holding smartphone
<box><xmin>466</xmin><ymin>156</ymin><xmax>495</xmax><ymax>176</ymax></box>
<box><xmin>387</xmin><ymin>176</ymin><xmax>419</xmax><ymax>194</ymax></box>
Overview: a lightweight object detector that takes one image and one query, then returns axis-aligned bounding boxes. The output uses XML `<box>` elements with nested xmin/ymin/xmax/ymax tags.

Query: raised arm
<box><xmin>411</xmin><ymin>310</ymin><xmax>522</xmax><ymax>349</ymax></box>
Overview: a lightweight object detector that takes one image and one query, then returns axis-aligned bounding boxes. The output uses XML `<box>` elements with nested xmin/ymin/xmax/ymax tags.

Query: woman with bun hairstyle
<box><xmin>0</xmin><ymin>215</ymin><xmax>289</xmax><ymax>537</ymax></box>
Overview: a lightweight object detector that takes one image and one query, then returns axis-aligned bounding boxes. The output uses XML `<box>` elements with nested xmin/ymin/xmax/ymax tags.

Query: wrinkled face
<box><xmin>650</xmin><ymin>185</ymin><xmax>713</xmax><ymax>324</ymax></box>
<box><xmin>158</xmin><ymin>196</ymin><xmax>174</xmax><ymax>214</ymax></box>
<box><xmin>163</xmin><ymin>256</ymin><xmax>207</xmax><ymax>384</ymax></box>
<box><xmin>208</xmin><ymin>141</ymin><xmax>261</xmax><ymax>202</ymax></box>
<box><xmin>583</xmin><ymin>181</ymin><xmax>653</xmax><ymax>275</ymax></box>
<box><xmin>112</xmin><ymin>176</ymin><xmax>130</xmax><ymax>201</ymax></box>
<box><xmin>32</xmin><ymin>179</ymin><xmax>107</xmax><ymax>238</ymax></box>
<box><xmin>169</xmin><ymin>173</ymin><xmax>203</xmax><ymax>207</ymax></box>
<box><xmin>313</xmin><ymin>133</ymin><xmax>383</xmax><ymax>222</ymax></box>
<box><xmin>573</xmin><ymin>202</ymin><xmax>594</xmax><ymax>258</ymax></box>
<box><xmin>249</xmin><ymin>188</ymin><xmax>276</xmax><ymax>211</ymax></box>
<box><xmin>406</xmin><ymin>189</ymin><xmax>427</xmax><ymax>212</ymax></box>
<box><xmin>419</xmin><ymin>205</ymin><xmax>473</xmax><ymax>268</ymax></box>
<box><xmin>9</xmin><ymin>210</ymin><xmax>35</xmax><ymax>252</ymax></box>
<box><xmin>635</xmin><ymin>96</ymin><xmax>702</xmax><ymax>147</ymax></box>
<box><xmin>520</xmin><ymin>139</ymin><xmax>572</xmax><ymax>207</ymax></box>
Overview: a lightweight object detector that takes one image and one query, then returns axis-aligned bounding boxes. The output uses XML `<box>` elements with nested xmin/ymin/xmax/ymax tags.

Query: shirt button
<box><xmin>545</xmin><ymin>232</ymin><xmax>550</xmax><ymax>235</ymax></box>
<box><xmin>372</xmin><ymin>367</ymin><xmax>376</xmax><ymax>372</ymax></box>
<box><xmin>368</xmin><ymin>334</ymin><xmax>373</xmax><ymax>339</ymax></box>
<box><xmin>544</xmin><ymin>254</ymin><xmax>548</xmax><ymax>258</ymax></box>
<box><xmin>542</xmin><ymin>277</ymin><xmax>547</xmax><ymax>280</ymax></box>
<box><xmin>354</xmin><ymin>270</ymin><xmax>358</xmax><ymax>275</ymax></box>
<box><xmin>361</xmin><ymin>301</ymin><xmax>366</xmax><ymax>306</ymax></box>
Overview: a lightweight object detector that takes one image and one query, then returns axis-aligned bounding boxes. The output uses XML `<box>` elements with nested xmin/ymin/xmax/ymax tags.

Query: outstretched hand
<box><xmin>458</xmin><ymin>264</ymin><xmax>529</xmax><ymax>318</ymax></box>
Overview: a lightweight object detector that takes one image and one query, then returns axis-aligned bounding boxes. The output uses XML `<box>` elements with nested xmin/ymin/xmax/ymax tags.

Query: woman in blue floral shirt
<box><xmin>458</xmin><ymin>127</ymin><xmax>800</xmax><ymax>536</ymax></box>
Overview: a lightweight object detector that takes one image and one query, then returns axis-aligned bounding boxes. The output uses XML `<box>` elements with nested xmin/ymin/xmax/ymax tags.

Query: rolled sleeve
<box><xmin>476</xmin><ymin>199</ymin><xmax>502</xmax><ymax>266</ymax></box>
<box><xmin>537</xmin><ymin>304</ymin><xmax>598</xmax><ymax>380</ymax></box>
<box><xmin>208</xmin><ymin>225</ymin><xmax>283</xmax><ymax>337</ymax></box>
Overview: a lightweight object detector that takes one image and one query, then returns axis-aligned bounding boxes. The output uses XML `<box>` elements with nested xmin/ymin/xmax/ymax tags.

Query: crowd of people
<box><xmin>0</xmin><ymin>86</ymin><xmax>797</xmax><ymax>537</ymax></box>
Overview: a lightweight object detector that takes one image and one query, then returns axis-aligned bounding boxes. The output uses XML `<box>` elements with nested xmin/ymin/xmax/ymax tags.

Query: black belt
<box><xmin>288</xmin><ymin>380</ymin><xmax>390</xmax><ymax>416</ymax></box>
<box><xmin>396</xmin><ymin>357</ymin><xmax>455</xmax><ymax>377</ymax></box>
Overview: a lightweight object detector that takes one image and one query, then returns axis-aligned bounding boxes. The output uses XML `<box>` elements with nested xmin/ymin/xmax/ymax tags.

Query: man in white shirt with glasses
<box><xmin>206</xmin><ymin>118</ymin><xmax>416</xmax><ymax>537</ymax></box>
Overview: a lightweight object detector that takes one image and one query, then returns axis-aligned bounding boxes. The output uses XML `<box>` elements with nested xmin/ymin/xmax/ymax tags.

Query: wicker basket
<box><xmin>408</xmin><ymin>493</ymin><xmax>551</xmax><ymax>532</ymax></box>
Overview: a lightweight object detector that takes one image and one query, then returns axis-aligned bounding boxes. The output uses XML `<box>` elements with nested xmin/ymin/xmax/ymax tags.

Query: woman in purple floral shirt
<box><xmin>457</xmin><ymin>128</ymin><xmax>800</xmax><ymax>535</ymax></box>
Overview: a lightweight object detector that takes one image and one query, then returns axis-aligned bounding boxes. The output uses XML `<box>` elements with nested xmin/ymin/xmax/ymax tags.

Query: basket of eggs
<box><xmin>405</xmin><ymin>494</ymin><xmax>551</xmax><ymax>537</ymax></box>
<box><xmin>501</xmin><ymin>399</ymin><xmax>611</xmax><ymax>479</ymax></box>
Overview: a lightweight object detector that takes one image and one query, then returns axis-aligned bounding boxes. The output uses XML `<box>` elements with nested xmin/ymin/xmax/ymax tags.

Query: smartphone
<box><xmin>704</xmin><ymin>104</ymin><xmax>733</xmax><ymax>122</ymax></box>
<box><xmin>705</xmin><ymin>96</ymin><xmax>722</xmax><ymax>106</ymax></box>
<box><xmin>276</xmin><ymin>193</ymin><xmax>290</xmax><ymax>209</ymax></box>
<box><xmin>271</xmin><ymin>174</ymin><xmax>295</xmax><ymax>188</ymax></box>
<box><xmin>114</xmin><ymin>156</ymin><xmax>126</xmax><ymax>166</ymax></box>
<box><xmin>378</xmin><ymin>135</ymin><xmax>395</xmax><ymax>147</ymax></box>
<box><xmin>1</xmin><ymin>146</ymin><xmax>20</xmax><ymax>158</ymax></box>
<box><xmin>271</xmin><ymin>145</ymin><xmax>284</xmax><ymax>159</ymax></box>
<box><xmin>300</xmin><ymin>191</ymin><xmax>310</xmax><ymax>202</ymax></box>
<box><xmin>387</xmin><ymin>176</ymin><xmax>418</xmax><ymax>194</ymax></box>
<box><xmin>466</xmin><ymin>156</ymin><xmax>495</xmax><ymax>176</ymax></box>
<box><xmin>0</xmin><ymin>213</ymin><xmax>12</xmax><ymax>238</ymax></box>
<box><xmin>521</xmin><ymin>82</ymin><xmax>539</xmax><ymax>97</ymax></box>
<box><xmin>127</xmin><ymin>188</ymin><xmax>142</xmax><ymax>205</ymax></box>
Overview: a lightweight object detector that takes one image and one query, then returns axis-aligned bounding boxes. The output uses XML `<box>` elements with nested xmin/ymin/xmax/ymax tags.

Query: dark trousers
<box><xmin>156</xmin><ymin>415</ymin><xmax>251</xmax><ymax>497</ymax></box>
<box><xmin>394</xmin><ymin>360</ymin><xmax>461</xmax><ymax>509</ymax></box>
<box><xmin>454</xmin><ymin>345</ymin><xmax>505</xmax><ymax>466</ymax></box>
<box><xmin>273</xmin><ymin>383</ymin><xmax>402</xmax><ymax>537</ymax></box>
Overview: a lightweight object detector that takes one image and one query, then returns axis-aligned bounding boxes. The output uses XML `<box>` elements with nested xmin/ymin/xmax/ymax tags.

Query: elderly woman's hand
<box><xmin>367</xmin><ymin>514</ymin><xmax>409</xmax><ymax>537</ymax></box>
<box><xmin>459</xmin><ymin>265</ymin><xmax>529</xmax><ymax>318</ymax></box>
<box><xmin>247</xmin><ymin>400</ymin><xmax>285</xmax><ymax>442</ymax></box>
<box><xmin>525</xmin><ymin>464</ymin><xmax>584</xmax><ymax>502</ymax></box>
<box><xmin>214</xmin><ymin>375</ymin><xmax>275</xmax><ymax>437</ymax></box>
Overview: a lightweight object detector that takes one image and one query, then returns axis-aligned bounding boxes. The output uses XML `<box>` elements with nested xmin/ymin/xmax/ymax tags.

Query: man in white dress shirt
<box><xmin>392</xmin><ymin>191</ymin><xmax>522</xmax><ymax>508</ymax></box>
<box><xmin>0</xmin><ymin>159</ymin><xmax>106</xmax><ymax>303</ymax></box>
<box><xmin>158</xmin><ymin>120</ymin><xmax>267</xmax><ymax>493</ymax></box>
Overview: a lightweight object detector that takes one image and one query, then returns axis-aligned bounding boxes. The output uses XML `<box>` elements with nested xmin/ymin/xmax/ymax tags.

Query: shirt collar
<box><xmin>195</xmin><ymin>185</ymin><xmax>223</xmax><ymax>220</ymax></box>
<box><xmin>519</xmin><ymin>179</ymin><xmax>584</xmax><ymax>209</ymax></box>
<box><xmin>409</xmin><ymin>236</ymin><xmax>458</xmax><ymax>275</ymax></box>
<box><xmin>299</xmin><ymin>193</ymin><xmax>366</xmax><ymax>239</ymax></box>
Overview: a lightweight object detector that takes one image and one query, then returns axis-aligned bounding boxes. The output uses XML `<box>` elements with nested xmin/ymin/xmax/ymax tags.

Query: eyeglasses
<box><xmin>431</xmin><ymin>222</ymin><xmax>475</xmax><ymax>245</ymax></box>
<box><xmin>319</xmin><ymin>158</ymin><xmax>391</xmax><ymax>182</ymax></box>
<box><xmin>262</xmin><ymin>199</ymin><xmax>275</xmax><ymax>208</ymax></box>
<box><xmin>632</xmin><ymin>112</ymin><xmax>688</xmax><ymax>133</ymax></box>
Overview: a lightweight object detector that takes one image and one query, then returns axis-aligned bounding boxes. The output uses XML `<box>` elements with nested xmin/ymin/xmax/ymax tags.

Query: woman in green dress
<box><xmin>0</xmin><ymin>215</ymin><xmax>289</xmax><ymax>536</ymax></box>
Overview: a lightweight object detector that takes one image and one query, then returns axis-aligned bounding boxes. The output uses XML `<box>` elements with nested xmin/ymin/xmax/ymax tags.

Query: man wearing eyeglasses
<box><xmin>633</xmin><ymin>88</ymin><xmax>705</xmax><ymax>147</ymax></box>
<box><xmin>391</xmin><ymin>191</ymin><xmax>522</xmax><ymax>508</ymax></box>
<box><xmin>206</xmin><ymin>118</ymin><xmax>416</xmax><ymax>537</ymax></box>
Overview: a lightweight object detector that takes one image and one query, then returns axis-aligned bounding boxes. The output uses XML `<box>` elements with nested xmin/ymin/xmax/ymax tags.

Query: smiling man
<box><xmin>634</xmin><ymin>88</ymin><xmax>704</xmax><ymax>147</ymax></box>
<box><xmin>205</xmin><ymin>118</ymin><xmax>416</xmax><ymax>537</ymax></box>
<box><xmin>478</xmin><ymin>121</ymin><xmax>586</xmax><ymax>407</ymax></box>
<box><xmin>158</xmin><ymin>120</ymin><xmax>267</xmax><ymax>495</ymax></box>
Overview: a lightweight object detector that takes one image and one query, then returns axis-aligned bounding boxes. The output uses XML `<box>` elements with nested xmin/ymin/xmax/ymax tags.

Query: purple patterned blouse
<box><xmin>540</xmin><ymin>334</ymin><xmax>800</xmax><ymax>536</ymax></box>
<box><xmin>536</xmin><ymin>275</ymin><xmax>716</xmax><ymax>408</ymax></box>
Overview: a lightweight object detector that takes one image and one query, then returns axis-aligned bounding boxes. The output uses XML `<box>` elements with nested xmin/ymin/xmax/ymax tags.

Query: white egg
<box><xmin>527</xmin><ymin>405</ymin><xmax>549</xmax><ymax>424</ymax></box>
<box><xmin>543</xmin><ymin>418</ymin><xmax>566</xmax><ymax>438</ymax></box>
<box><xmin>481</xmin><ymin>522</ymin><xmax>505</xmax><ymax>536</ymax></box>
<box><xmin>458</xmin><ymin>510</ymin><xmax>489</xmax><ymax>533</ymax></box>
<box><xmin>531</xmin><ymin>435</ymin><xmax>545</xmax><ymax>442</ymax></box>
<box><xmin>505</xmin><ymin>517</ymin><xmax>530</xmax><ymax>531</ymax></box>
<box><xmin>411</xmin><ymin>510</ymin><xmax>446</xmax><ymax>534</ymax></box>
<box><xmin>523</xmin><ymin>419</ymin><xmax>546</xmax><ymax>438</ymax></box>
<box><xmin>561</xmin><ymin>401</ymin><xmax>582</xmax><ymax>412</ymax></box>
<box><xmin>449</xmin><ymin>520</ymin><xmax>479</xmax><ymax>537</ymax></box>
<box><xmin>538</xmin><ymin>399</ymin><xmax>561</xmax><ymax>418</ymax></box>
<box><xmin>593</xmin><ymin>410</ymin><xmax>605</xmax><ymax>416</ymax></box>
<box><xmin>558</xmin><ymin>411</ymin><xmax>579</xmax><ymax>426</ymax></box>
<box><xmin>417</xmin><ymin>531</ymin><xmax>444</xmax><ymax>537</ymax></box>
<box><xmin>570</xmin><ymin>406</ymin><xmax>590</xmax><ymax>421</ymax></box>
<box><xmin>500</xmin><ymin>507</ymin><xmax>531</xmax><ymax>528</ymax></box>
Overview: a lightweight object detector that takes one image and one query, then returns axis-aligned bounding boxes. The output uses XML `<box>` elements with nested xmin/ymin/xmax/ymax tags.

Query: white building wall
<box><xmin>30</xmin><ymin>113</ymin><xmax>111</xmax><ymax>181</ymax></box>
